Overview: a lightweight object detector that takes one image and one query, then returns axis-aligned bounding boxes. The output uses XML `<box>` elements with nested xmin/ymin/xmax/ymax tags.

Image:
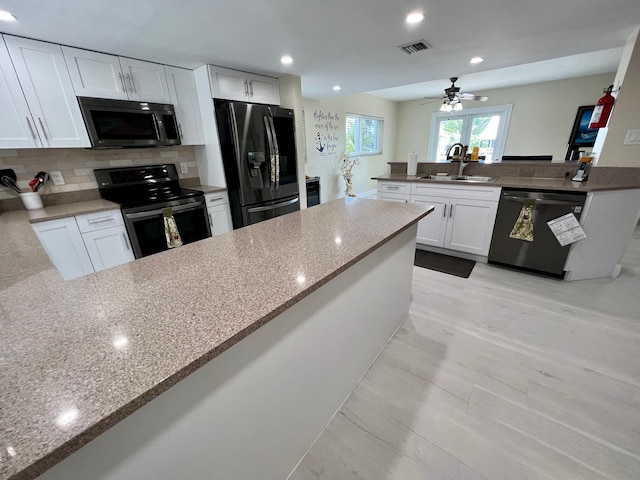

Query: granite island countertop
<box><xmin>0</xmin><ymin>197</ymin><xmax>431</xmax><ymax>480</ymax></box>
<box><xmin>373</xmin><ymin>170</ymin><xmax>640</xmax><ymax>192</ymax></box>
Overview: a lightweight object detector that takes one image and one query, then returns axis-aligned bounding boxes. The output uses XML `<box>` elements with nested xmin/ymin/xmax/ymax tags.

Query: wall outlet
<box><xmin>623</xmin><ymin>129</ymin><xmax>640</xmax><ymax>145</ymax></box>
<box><xmin>180</xmin><ymin>162</ymin><xmax>188</xmax><ymax>174</ymax></box>
<box><xmin>50</xmin><ymin>170</ymin><xmax>65</xmax><ymax>185</ymax></box>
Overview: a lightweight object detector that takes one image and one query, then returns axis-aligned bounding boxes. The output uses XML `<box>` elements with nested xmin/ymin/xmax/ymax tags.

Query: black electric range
<box><xmin>94</xmin><ymin>164</ymin><xmax>211</xmax><ymax>258</ymax></box>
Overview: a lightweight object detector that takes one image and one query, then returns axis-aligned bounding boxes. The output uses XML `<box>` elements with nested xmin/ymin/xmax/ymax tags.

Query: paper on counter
<box><xmin>547</xmin><ymin>213</ymin><xmax>586</xmax><ymax>246</ymax></box>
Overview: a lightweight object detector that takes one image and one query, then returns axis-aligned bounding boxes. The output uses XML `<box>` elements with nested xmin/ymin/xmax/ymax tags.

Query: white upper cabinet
<box><xmin>119</xmin><ymin>58</ymin><xmax>170</xmax><ymax>103</ymax></box>
<box><xmin>4</xmin><ymin>35</ymin><xmax>90</xmax><ymax>148</ymax></box>
<box><xmin>63</xmin><ymin>47</ymin><xmax>171</xmax><ymax>103</ymax></box>
<box><xmin>245</xmin><ymin>72</ymin><xmax>280</xmax><ymax>105</ymax></box>
<box><xmin>165</xmin><ymin>66</ymin><xmax>204</xmax><ymax>145</ymax></box>
<box><xmin>62</xmin><ymin>46</ymin><xmax>128</xmax><ymax>100</ymax></box>
<box><xmin>0</xmin><ymin>38</ymin><xmax>39</xmax><ymax>148</ymax></box>
<box><xmin>209</xmin><ymin>66</ymin><xmax>280</xmax><ymax>105</ymax></box>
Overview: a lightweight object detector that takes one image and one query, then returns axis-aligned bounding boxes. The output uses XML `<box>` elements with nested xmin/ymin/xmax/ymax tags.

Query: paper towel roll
<box><xmin>407</xmin><ymin>152</ymin><xmax>418</xmax><ymax>176</ymax></box>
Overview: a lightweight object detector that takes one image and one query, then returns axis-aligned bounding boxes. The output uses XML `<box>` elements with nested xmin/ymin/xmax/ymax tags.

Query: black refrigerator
<box><xmin>215</xmin><ymin>101</ymin><xmax>300</xmax><ymax>229</ymax></box>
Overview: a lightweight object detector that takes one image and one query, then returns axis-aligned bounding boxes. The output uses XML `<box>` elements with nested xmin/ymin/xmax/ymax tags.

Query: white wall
<box><xmin>597</xmin><ymin>28</ymin><xmax>640</xmax><ymax>167</ymax></box>
<box><xmin>394</xmin><ymin>73</ymin><xmax>615</xmax><ymax>164</ymax></box>
<box><xmin>279</xmin><ymin>74</ymin><xmax>307</xmax><ymax>208</ymax></box>
<box><xmin>303</xmin><ymin>94</ymin><xmax>397</xmax><ymax>202</ymax></box>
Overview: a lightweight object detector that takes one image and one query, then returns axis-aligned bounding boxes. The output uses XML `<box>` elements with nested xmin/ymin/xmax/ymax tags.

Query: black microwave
<box><xmin>78</xmin><ymin>97</ymin><xmax>180</xmax><ymax>148</ymax></box>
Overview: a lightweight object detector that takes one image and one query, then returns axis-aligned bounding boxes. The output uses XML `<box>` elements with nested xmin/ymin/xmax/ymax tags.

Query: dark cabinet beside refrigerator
<box><xmin>215</xmin><ymin>101</ymin><xmax>300</xmax><ymax>229</ymax></box>
<box><xmin>306</xmin><ymin>177</ymin><xmax>320</xmax><ymax>207</ymax></box>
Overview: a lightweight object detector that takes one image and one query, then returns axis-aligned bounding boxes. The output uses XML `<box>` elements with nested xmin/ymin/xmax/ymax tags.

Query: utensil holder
<box><xmin>20</xmin><ymin>192</ymin><xmax>44</xmax><ymax>210</ymax></box>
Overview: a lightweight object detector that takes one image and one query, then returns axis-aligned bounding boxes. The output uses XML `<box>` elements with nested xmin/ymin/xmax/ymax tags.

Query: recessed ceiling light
<box><xmin>470</xmin><ymin>56</ymin><xmax>484</xmax><ymax>64</ymax></box>
<box><xmin>333</xmin><ymin>85</ymin><xmax>341</xmax><ymax>91</ymax></box>
<box><xmin>0</xmin><ymin>9</ymin><xmax>17</xmax><ymax>21</ymax></box>
<box><xmin>280</xmin><ymin>55</ymin><xmax>293</xmax><ymax>65</ymax></box>
<box><xmin>406</xmin><ymin>12</ymin><xmax>424</xmax><ymax>24</ymax></box>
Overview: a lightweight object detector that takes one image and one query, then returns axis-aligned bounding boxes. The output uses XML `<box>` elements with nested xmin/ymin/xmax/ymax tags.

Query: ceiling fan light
<box><xmin>453</xmin><ymin>102</ymin><xmax>463</xmax><ymax>111</ymax></box>
<box><xmin>440</xmin><ymin>102</ymin><xmax>452</xmax><ymax>112</ymax></box>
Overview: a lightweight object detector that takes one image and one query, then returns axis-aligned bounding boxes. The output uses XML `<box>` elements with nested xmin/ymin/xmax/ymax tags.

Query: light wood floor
<box><xmin>289</xmin><ymin>226</ymin><xmax>640</xmax><ymax>480</ymax></box>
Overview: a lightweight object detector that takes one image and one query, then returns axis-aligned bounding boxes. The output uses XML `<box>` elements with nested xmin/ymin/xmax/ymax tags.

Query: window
<box><xmin>428</xmin><ymin>105</ymin><xmax>512</xmax><ymax>162</ymax></box>
<box><xmin>346</xmin><ymin>113</ymin><xmax>383</xmax><ymax>155</ymax></box>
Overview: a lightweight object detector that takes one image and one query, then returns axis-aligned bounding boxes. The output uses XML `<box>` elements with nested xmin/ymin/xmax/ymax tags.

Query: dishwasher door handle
<box><xmin>503</xmin><ymin>195</ymin><xmax>580</xmax><ymax>206</ymax></box>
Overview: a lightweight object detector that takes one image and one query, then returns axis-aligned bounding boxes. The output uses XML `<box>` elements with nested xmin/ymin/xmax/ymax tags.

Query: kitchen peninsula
<box><xmin>0</xmin><ymin>198</ymin><xmax>430</xmax><ymax>480</ymax></box>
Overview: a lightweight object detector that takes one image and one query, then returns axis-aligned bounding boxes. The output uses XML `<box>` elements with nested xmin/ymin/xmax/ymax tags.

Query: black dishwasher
<box><xmin>488</xmin><ymin>188</ymin><xmax>586</xmax><ymax>278</ymax></box>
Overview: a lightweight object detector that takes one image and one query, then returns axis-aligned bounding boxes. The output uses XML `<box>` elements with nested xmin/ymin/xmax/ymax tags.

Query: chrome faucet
<box><xmin>446</xmin><ymin>143</ymin><xmax>469</xmax><ymax>178</ymax></box>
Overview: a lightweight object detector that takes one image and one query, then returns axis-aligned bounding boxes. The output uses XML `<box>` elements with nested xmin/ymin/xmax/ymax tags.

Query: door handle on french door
<box><xmin>247</xmin><ymin>197</ymin><xmax>299</xmax><ymax>213</ymax></box>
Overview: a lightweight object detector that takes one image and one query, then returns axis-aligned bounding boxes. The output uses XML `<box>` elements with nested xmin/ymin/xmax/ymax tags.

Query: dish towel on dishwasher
<box><xmin>163</xmin><ymin>208</ymin><xmax>183</xmax><ymax>249</ymax></box>
<box><xmin>509</xmin><ymin>199</ymin><xmax>535</xmax><ymax>242</ymax></box>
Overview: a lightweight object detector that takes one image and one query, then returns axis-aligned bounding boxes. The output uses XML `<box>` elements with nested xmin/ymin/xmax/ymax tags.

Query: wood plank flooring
<box><xmin>288</xmin><ymin>226</ymin><xmax>640</xmax><ymax>480</ymax></box>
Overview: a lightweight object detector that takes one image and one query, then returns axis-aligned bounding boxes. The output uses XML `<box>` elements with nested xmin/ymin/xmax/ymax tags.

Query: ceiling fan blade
<box><xmin>459</xmin><ymin>93</ymin><xmax>488</xmax><ymax>101</ymax></box>
<box><xmin>421</xmin><ymin>97</ymin><xmax>443</xmax><ymax>105</ymax></box>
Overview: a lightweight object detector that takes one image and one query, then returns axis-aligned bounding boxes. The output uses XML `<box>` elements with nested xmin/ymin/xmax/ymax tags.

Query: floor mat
<box><xmin>414</xmin><ymin>249</ymin><xmax>476</xmax><ymax>278</ymax></box>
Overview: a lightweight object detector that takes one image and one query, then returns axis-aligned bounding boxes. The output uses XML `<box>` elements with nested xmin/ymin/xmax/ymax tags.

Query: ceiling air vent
<box><xmin>398</xmin><ymin>39</ymin><xmax>432</xmax><ymax>55</ymax></box>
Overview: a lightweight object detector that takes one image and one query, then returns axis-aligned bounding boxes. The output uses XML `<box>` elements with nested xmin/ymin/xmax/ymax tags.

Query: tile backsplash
<box><xmin>0</xmin><ymin>146</ymin><xmax>199</xmax><ymax>200</ymax></box>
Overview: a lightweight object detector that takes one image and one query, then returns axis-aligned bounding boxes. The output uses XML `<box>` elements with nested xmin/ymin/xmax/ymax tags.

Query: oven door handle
<box><xmin>125</xmin><ymin>202</ymin><xmax>204</xmax><ymax>219</ymax></box>
<box><xmin>247</xmin><ymin>197</ymin><xmax>299</xmax><ymax>213</ymax></box>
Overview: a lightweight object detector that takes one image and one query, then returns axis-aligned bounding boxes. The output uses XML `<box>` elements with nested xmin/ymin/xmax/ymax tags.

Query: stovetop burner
<box><xmin>94</xmin><ymin>164</ymin><xmax>204</xmax><ymax>208</ymax></box>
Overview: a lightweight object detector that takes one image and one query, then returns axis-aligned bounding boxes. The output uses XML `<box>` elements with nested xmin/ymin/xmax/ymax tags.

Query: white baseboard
<box><xmin>358</xmin><ymin>189</ymin><xmax>377</xmax><ymax>199</ymax></box>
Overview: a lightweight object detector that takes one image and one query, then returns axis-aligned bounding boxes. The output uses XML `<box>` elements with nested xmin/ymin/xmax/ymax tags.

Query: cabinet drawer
<box><xmin>75</xmin><ymin>209</ymin><xmax>124</xmax><ymax>233</ymax></box>
<box><xmin>377</xmin><ymin>192</ymin><xmax>409</xmax><ymax>203</ymax></box>
<box><xmin>205</xmin><ymin>191</ymin><xmax>229</xmax><ymax>207</ymax></box>
<box><xmin>412</xmin><ymin>183</ymin><xmax>500</xmax><ymax>201</ymax></box>
<box><xmin>378</xmin><ymin>182</ymin><xmax>410</xmax><ymax>195</ymax></box>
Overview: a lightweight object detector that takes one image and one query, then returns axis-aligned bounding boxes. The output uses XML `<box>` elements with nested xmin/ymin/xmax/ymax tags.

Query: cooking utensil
<box><xmin>33</xmin><ymin>171</ymin><xmax>49</xmax><ymax>192</ymax></box>
<box><xmin>29</xmin><ymin>178</ymin><xmax>40</xmax><ymax>192</ymax></box>
<box><xmin>1</xmin><ymin>175</ymin><xmax>22</xmax><ymax>194</ymax></box>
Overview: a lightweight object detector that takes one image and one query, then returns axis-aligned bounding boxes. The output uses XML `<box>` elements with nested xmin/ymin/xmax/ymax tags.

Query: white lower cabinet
<box><xmin>410</xmin><ymin>183</ymin><xmax>500</xmax><ymax>256</ymax></box>
<box><xmin>31</xmin><ymin>217</ymin><xmax>95</xmax><ymax>281</ymax></box>
<box><xmin>32</xmin><ymin>209</ymin><xmax>134</xmax><ymax>280</ymax></box>
<box><xmin>81</xmin><ymin>226</ymin><xmax>134</xmax><ymax>271</ymax></box>
<box><xmin>205</xmin><ymin>191</ymin><xmax>233</xmax><ymax>236</ymax></box>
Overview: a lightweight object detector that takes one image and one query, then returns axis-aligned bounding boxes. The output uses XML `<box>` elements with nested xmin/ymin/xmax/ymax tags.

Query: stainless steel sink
<box><xmin>419</xmin><ymin>175</ymin><xmax>495</xmax><ymax>183</ymax></box>
<box><xmin>452</xmin><ymin>176</ymin><xmax>496</xmax><ymax>183</ymax></box>
<box><xmin>418</xmin><ymin>175</ymin><xmax>454</xmax><ymax>181</ymax></box>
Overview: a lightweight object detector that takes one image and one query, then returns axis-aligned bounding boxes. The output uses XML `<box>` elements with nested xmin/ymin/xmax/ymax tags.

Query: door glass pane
<box><xmin>470</xmin><ymin>115</ymin><xmax>500</xmax><ymax>161</ymax></box>
<box><xmin>436</xmin><ymin>119</ymin><xmax>463</xmax><ymax>162</ymax></box>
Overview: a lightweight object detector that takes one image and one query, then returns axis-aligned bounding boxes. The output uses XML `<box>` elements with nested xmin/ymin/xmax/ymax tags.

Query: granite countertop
<box><xmin>25</xmin><ymin>199</ymin><xmax>119</xmax><ymax>224</ymax></box>
<box><xmin>191</xmin><ymin>184</ymin><xmax>227</xmax><ymax>195</ymax></box>
<box><xmin>372</xmin><ymin>173</ymin><xmax>640</xmax><ymax>192</ymax></box>
<box><xmin>0</xmin><ymin>198</ymin><xmax>431</xmax><ymax>480</ymax></box>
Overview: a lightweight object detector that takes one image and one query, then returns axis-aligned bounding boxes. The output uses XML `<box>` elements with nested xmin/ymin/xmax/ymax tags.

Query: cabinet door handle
<box><xmin>449</xmin><ymin>204</ymin><xmax>453</xmax><ymax>218</ymax></box>
<box><xmin>37</xmin><ymin>117</ymin><xmax>49</xmax><ymax>140</ymax></box>
<box><xmin>125</xmin><ymin>73</ymin><xmax>134</xmax><ymax>93</ymax></box>
<box><xmin>442</xmin><ymin>205</ymin><xmax>447</xmax><ymax>218</ymax></box>
<box><xmin>88</xmin><ymin>216</ymin><xmax>116</xmax><ymax>225</ymax></box>
<box><xmin>244</xmin><ymin>79</ymin><xmax>250</xmax><ymax>97</ymax></box>
<box><xmin>118</xmin><ymin>72</ymin><xmax>127</xmax><ymax>93</ymax></box>
<box><xmin>26</xmin><ymin>117</ymin><xmax>37</xmax><ymax>140</ymax></box>
<box><xmin>249</xmin><ymin>80</ymin><xmax>254</xmax><ymax>96</ymax></box>
<box><xmin>386</xmin><ymin>186</ymin><xmax>399</xmax><ymax>190</ymax></box>
<box><xmin>207</xmin><ymin>196</ymin><xmax>224</xmax><ymax>204</ymax></box>
<box><xmin>122</xmin><ymin>232</ymin><xmax>130</xmax><ymax>250</ymax></box>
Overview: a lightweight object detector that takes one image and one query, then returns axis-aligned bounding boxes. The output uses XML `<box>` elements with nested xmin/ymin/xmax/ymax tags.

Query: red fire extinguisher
<box><xmin>589</xmin><ymin>85</ymin><xmax>615</xmax><ymax>129</ymax></box>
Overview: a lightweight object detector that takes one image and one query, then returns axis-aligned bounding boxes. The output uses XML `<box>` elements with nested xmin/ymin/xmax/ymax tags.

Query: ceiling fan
<box><xmin>422</xmin><ymin>77</ymin><xmax>488</xmax><ymax>111</ymax></box>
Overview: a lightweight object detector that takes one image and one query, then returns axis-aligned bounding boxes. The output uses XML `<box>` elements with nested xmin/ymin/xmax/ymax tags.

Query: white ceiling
<box><xmin>0</xmin><ymin>0</ymin><xmax>638</xmax><ymax>101</ymax></box>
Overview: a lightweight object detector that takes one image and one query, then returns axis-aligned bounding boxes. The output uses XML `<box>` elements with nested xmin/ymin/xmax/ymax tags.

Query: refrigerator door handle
<box><xmin>229</xmin><ymin>104</ymin><xmax>242</xmax><ymax>167</ymax></box>
<box><xmin>267</xmin><ymin>116</ymin><xmax>280</xmax><ymax>190</ymax></box>
<box><xmin>247</xmin><ymin>197</ymin><xmax>299</xmax><ymax>213</ymax></box>
<box><xmin>264</xmin><ymin>115</ymin><xmax>277</xmax><ymax>192</ymax></box>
